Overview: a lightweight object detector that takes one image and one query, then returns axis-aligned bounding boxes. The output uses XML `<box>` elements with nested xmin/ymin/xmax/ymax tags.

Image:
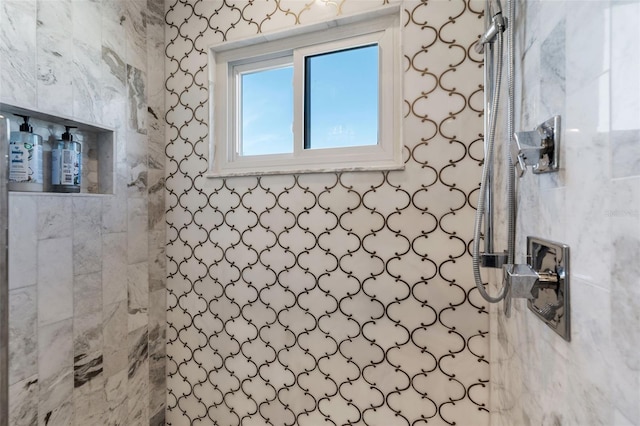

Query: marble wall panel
<box><xmin>128</xmin><ymin>197</ymin><xmax>149</xmax><ymax>264</ymax></box>
<box><xmin>128</xmin><ymin>326</ymin><xmax>149</xmax><ymax>425</ymax></box>
<box><xmin>127</xmin><ymin>65</ymin><xmax>148</xmax><ymax>135</ymax></box>
<box><xmin>8</xmin><ymin>286</ymin><xmax>37</xmax><ymax>385</ymax></box>
<box><xmin>128</xmin><ymin>262</ymin><xmax>149</xmax><ymax>332</ymax></box>
<box><xmin>73</xmin><ymin>41</ymin><xmax>103</xmax><ymax>124</ymax></box>
<box><xmin>102</xmin><ymin>232</ymin><xmax>128</xmax><ymax>306</ymax></box>
<box><xmin>3</xmin><ymin>0</ymin><xmax>166</xmax><ymax>422</ymax></box>
<box><xmin>74</xmin><ymin>272</ymin><xmax>102</xmax><ymax>318</ymax></box>
<box><xmin>103</xmin><ymin>300</ymin><xmax>128</xmax><ymax>379</ymax></box>
<box><xmin>490</xmin><ymin>1</ymin><xmax>640</xmax><ymax>425</ymax></box>
<box><xmin>38</xmin><ymin>318</ymin><xmax>74</xmax><ymax>426</ymax></box>
<box><xmin>37</xmin><ymin>196</ymin><xmax>72</xmax><ymax>240</ymax></box>
<box><xmin>127</xmin><ymin>130</ymin><xmax>149</xmax><ymax>197</ymax></box>
<box><xmin>8</xmin><ymin>374</ymin><xmax>38</xmax><ymax>426</ymax></box>
<box><xmin>37</xmin><ymin>237</ymin><xmax>73</xmax><ymax>326</ymax></box>
<box><xmin>0</xmin><ymin>0</ymin><xmax>37</xmax><ymax>107</ymax></box>
<box><xmin>104</xmin><ymin>368</ymin><xmax>128</xmax><ymax>425</ymax></box>
<box><xmin>149</xmin><ymin>288</ymin><xmax>166</xmax><ymax>423</ymax></box>
<box><xmin>72</xmin><ymin>197</ymin><xmax>103</xmax><ymax>276</ymax></box>
<box><xmin>8</xmin><ymin>196</ymin><xmax>37</xmax><ymax>290</ymax></box>
<box><xmin>36</xmin><ymin>0</ymin><xmax>73</xmax><ymax>116</ymax></box>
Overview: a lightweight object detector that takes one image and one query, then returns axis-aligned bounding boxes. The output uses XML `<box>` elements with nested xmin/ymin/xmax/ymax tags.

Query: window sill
<box><xmin>204</xmin><ymin>162</ymin><xmax>405</xmax><ymax>179</ymax></box>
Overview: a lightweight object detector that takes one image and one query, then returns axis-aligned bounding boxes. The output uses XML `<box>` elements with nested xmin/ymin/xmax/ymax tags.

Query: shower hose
<box><xmin>472</xmin><ymin>0</ymin><xmax>516</xmax><ymax>304</ymax></box>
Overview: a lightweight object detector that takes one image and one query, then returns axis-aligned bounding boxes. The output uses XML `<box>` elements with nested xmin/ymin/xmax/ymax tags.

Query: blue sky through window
<box><xmin>306</xmin><ymin>45</ymin><xmax>379</xmax><ymax>149</ymax></box>
<box><xmin>239</xmin><ymin>44</ymin><xmax>378</xmax><ymax>156</ymax></box>
<box><xmin>241</xmin><ymin>66</ymin><xmax>294</xmax><ymax>156</ymax></box>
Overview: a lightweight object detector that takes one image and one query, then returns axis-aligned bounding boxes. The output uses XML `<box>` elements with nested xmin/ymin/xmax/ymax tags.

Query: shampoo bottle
<box><xmin>8</xmin><ymin>114</ymin><xmax>44</xmax><ymax>192</ymax></box>
<box><xmin>52</xmin><ymin>126</ymin><xmax>81</xmax><ymax>193</ymax></box>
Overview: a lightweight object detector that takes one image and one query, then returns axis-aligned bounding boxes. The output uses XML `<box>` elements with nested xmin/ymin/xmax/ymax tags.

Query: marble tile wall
<box><xmin>490</xmin><ymin>1</ymin><xmax>640</xmax><ymax>425</ymax></box>
<box><xmin>165</xmin><ymin>0</ymin><xmax>488</xmax><ymax>425</ymax></box>
<box><xmin>1</xmin><ymin>0</ymin><xmax>167</xmax><ymax>424</ymax></box>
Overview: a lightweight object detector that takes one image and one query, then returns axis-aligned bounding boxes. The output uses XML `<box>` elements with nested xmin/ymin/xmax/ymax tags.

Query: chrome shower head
<box><xmin>474</xmin><ymin>1</ymin><xmax>506</xmax><ymax>55</ymax></box>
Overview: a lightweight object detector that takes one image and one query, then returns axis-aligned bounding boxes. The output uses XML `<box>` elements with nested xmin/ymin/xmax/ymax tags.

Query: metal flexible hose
<box><xmin>473</xmin><ymin>31</ymin><xmax>508</xmax><ymax>303</ymax></box>
<box><xmin>506</xmin><ymin>0</ymin><xmax>516</xmax><ymax>265</ymax></box>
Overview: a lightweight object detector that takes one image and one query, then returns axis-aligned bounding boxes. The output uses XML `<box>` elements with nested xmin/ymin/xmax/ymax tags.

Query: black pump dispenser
<box><xmin>14</xmin><ymin>114</ymin><xmax>33</xmax><ymax>133</ymax></box>
<box><xmin>62</xmin><ymin>126</ymin><xmax>77</xmax><ymax>142</ymax></box>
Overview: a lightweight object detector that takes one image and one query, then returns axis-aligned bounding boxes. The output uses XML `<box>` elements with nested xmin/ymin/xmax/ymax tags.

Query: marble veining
<box><xmin>128</xmin><ymin>327</ymin><xmax>149</xmax><ymax>425</ymax></box>
<box><xmin>8</xmin><ymin>286</ymin><xmax>37</xmax><ymax>385</ymax></box>
<box><xmin>103</xmin><ymin>301</ymin><xmax>128</xmax><ymax>379</ymax></box>
<box><xmin>74</xmin><ymin>311</ymin><xmax>102</xmax><ymax>359</ymax></box>
<box><xmin>3</xmin><ymin>0</ymin><xmax>165</xmax><ymax>423</ymax></box>
<box><xmin>38</xmin><ymin>319</ymin><xmax>74</xmax><ymax>426</ymax></box>
<box><xmin>127</xmin><ymin>198</ymin><xmax>149</xmax><ymax>264</ymax></box>
<box><xmin>127</xmin><ymin>262</ymin><xmax>149</xmax><ymax>332</ymax></box>
<box><xmin>37</xmin><ymin>196</ymin><xmax>72</xmax><ymax>240</ymax></box>
<box><xmin>102</xmin><ymin>232</ymin><xmax>128</xmax><ymax>307</ymax></box>
<box><xmin>127</xmin><ymin>65</ymin><xmax>147</xmax><ymax>134</ymax></box>
<box><xmin>127</xmin><ymin>130</ymin><xmax>149</xmax><ymax>196</ymax></box>
<box><xmin>73</xmin><ymin>385</ymin><xmax>107</xmax><ymax>426</ymax></box>
<box><xmin>73</xmin><ymin>197</ymin><xmax>103</xmax><ymax>276</ymax></box>
<box><xmin>104</xmin><ymin>369</ymin><xmax>128</xmax><ymax>425</ymax></box>
<box><xmin>123</xmin><ymin>0</ymin><xmax>147</xmax><ymax>71</ymax></box>
<box><xmin>74</xmin><ymin>353</ymin><xmax>103</xmax><ymax>389</ymax></box>
<box><xmin>149</xmin><ymin>229</ymin><xmax>166</xmax><ymax>292</ymax></box>
<box><xmin>74</xmin><ymin>272</ymin><xmax>102</xmax><ymax>318</ymax></box>
<box><xmin>8</xmin><ymin>195</ymin><xmax>37</xmax><ymax>290</ymax></box>
<box><xmin>102</xmin><ymin>189</ymin><xmax>128</xmax><ymax>234</ymax></box>
<box><xmin>73</xmin><ymin>41</ymin><xmax>103</xmax><ymax>123</ymax></box>
<box><xmin>0</xmin><ymin>1</ymin><xmax>37</xmax><ymax>106</ymax></box>
<box><xmin>36</xmin><ymin>0</ymin><xmax>73</xmax><ymax>116</ymax></box>
<box><xmin>490</xmin><ymin>1</ymin><xmax>640</xmax><ymax>425</ymax></box>
<box><xmin>38</xmin><ymin>238</ymin><xmax>73</xmax><ymax>326</ymax></box>
<box><xmin>103</xmin><ymin>46</ymin><xmax>127</xmax><ymax>88</ymax></box>
<box><xmin>9</xmin><ymin>374</ymin><xmax>38</xmax><ymax>426</ymax></box>
<box><xmin>149</xmin><ymin>271</ymin><xmax>166</xmax><ymax>421</ymax></box>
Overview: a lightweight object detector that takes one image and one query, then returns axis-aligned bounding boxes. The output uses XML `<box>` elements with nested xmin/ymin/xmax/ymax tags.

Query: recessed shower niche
<box><xmin>0</xmin><ymin>103</ymin><xmax>115</xmax><ymax>195</ymax></box>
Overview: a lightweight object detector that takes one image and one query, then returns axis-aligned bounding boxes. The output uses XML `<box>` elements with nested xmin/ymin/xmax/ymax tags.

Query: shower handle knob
<box><xmin>503</xmin><ymin>264</ymin><xmax>559</xmax><ymax>300</ymax></box>
<box><xmin>511</xmin><ymin>115</ymin><xmax>561</xmax><ymax>176</ymax></box>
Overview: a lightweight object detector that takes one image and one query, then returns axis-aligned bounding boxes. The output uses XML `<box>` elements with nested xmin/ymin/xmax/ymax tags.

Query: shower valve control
<box><xmin>511</xmin><ymin>115</ymin><xmax>561</xmax><ymax>176</ymax></box>
<box><xmin>503</xmin><ymin>237</ymin><xmax>571</xmax><ymax>341</ymax></box>
<box><xmin>503</xmin><ymin>264</ymin><xmax>558</xmax><ymax>299</ymax></box>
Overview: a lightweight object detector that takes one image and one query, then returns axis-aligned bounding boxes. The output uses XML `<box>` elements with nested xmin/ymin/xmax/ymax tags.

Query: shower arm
<box><xmin>474</xmin><ymin>2</ymin><xmax>506</xmax><ymax>55</ymax></box>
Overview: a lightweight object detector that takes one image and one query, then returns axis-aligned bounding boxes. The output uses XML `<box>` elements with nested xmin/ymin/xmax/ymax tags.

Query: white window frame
<box><xmin>207</xmin><ymin>5</ymin><xmax>402</xmax><ymax>177</ymax></box>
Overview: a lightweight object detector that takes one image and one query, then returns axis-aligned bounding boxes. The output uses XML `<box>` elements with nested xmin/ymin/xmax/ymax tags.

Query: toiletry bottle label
<box><xmin>62</xmin><ymin>149</ymin><xmax>73</xmax><ymax>184</ymax></box>
<box><xmin>52</xmin><ymin>149</ymin><xmax>61</xmax><ymax>185</ymax></box>
<box><xmin>54</xmin><ymin>149</ymin><xmax>79</xmax><ymax>185</ymax></box>
<box><xmin>9</xmin><ymin>140</ymin><xmax>41</xmax><ymax>183</ymax></box>
<box><xmin>30</xmin><ymin>143</ymin><xmax>43</xmax><ymax>183</ymax></box>
<box><xmin>73</xmin><ymin>150</ymin><xmax>80</xmax><ymax>186</ymax></box>
<box><xmin>9</xmin><ymin>141</ymin><xmax>29</xmax><ymax>182</ymax></box>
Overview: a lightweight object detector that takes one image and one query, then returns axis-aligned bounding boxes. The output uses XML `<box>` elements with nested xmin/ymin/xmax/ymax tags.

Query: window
<box><xmin>208</xmin><ymin>5</ymin><xmax>402</xmax><ymax>177</ymax></box>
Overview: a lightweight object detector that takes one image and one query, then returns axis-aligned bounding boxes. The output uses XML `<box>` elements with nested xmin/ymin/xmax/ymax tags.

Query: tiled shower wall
<box><xmin>490</xmin><ymin>1</ymin><xmax>640</xmax><ymax>425</ymax></box>
<box><xmin>165</xmin><ymin>1</ymin><xmax>488</xmax><ymax>424</ymax></box>
<box><xmin>1</xmin><ymin>0</ymin><xmax>166</xmax><ymax>424</ymax></box>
